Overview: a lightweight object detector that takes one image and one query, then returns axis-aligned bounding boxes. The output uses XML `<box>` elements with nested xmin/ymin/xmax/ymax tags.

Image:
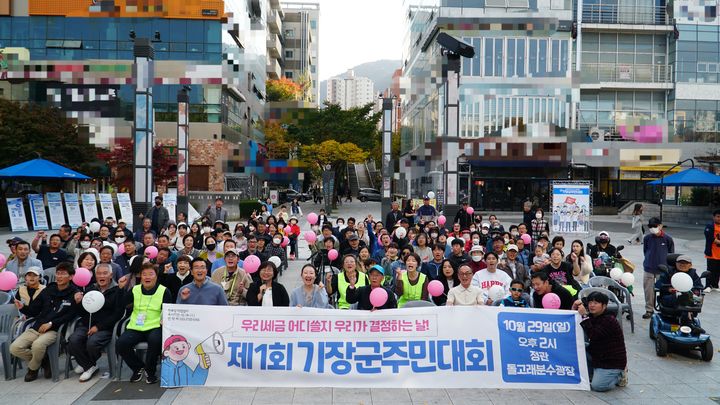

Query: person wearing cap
<box><xmin>704</xmin><ymin>209</ymin><xmax>720</xmax><ymax>292</ymax></box>
<box><xmin>588</xmin><ymin>231</ymin><xmax>618</xmax><ymax>260</ymax></box>
<box><xmin>5</xmin><ymin>240</ymin><xmax>43</xmax><ymax>279</ymax></box>
<box><xmin>642</xmin><ymin>217</ymin><xmax>674</xmax><ymax>318</ymax></box>
<box><xmin>14</xmin><ymin>267</ymin><xmax>46</xmax><ymax>318</ymax></box>
<box><xmin>286</xmin><ymin>216</ymin><xmax>301</xmax><ymax>260</ymax></box>
<box><xmin>448</xmin><ymin>238</ymin><xmax>471</xmax><ymax>271</ymax></box>
<box><xmin>117</xmin><ymin>262</ymin><xmax>173</xmax><ymax>384</ymax></box>
<box><xmin>447</xmin><ymin>264</ymin><xmax>485</xmax><ymax>306</ymax></box>
<box><xmin>177</xmin><ymin>258</ymin><xmax>228</xmax><ymax>306</ymax></box>
<box><xmin>498</xmin><ymin>244</ymin><xmax>529</xmax><ymax>289</ymax></box>
<box><xmin>468</xmin><ymin>245</ymin><xmax>487</xmax><ymax>274</ymax></box>
<box><xmin>572</xmin><ymin>292</ymin><xmax>628</xmax><ymax>392</ymax></box>
<box><xmin>4</xmin><ymin>236</ymin><xmax>23</xmax><ymax>266</ymax></box>
<box><xmin>417</xmin><ymin>196</ymin><xmax>437</xmax><ymax>226</ymax></box>
<box><xmin>68</xmin><ymin>263</ymin><xmax>124</xmax><ymax>382</ymax></box>
<box><xmin>346</xmin><ymin>264</ymin><xmax>397</xmax><ymax>310</ymax></box>
<box><xmin>160</xmin><ymin>334</ymin><xmax>210</xmax><ymax>386</ymax></box>
<box><xmin>142</xmin><ymin>195</ymin><xmax>169</xmax><ymax>235</ymax></box>
<box><xmin>655</xmin><ymin>255</ymin><xmax>703</xmax><ymax>313</ymax></box>
<box><xmin>211</xmin><ymin>249</ymin><xmax>251</xmax><ymax>306</ymax></box>
<box><xmin>341</xmin><ymin>233</ymin><xmax>363</xmax><ymax>257</ymax></box>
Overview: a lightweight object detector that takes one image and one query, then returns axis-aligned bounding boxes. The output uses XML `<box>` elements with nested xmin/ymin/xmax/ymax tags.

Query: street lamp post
<box><xmin>380</xmin><ymin>95</ymin><xmax>395</xmax><ymax>222</ymax></box>
<box><xmin>659</xmin><ymin>158</ymin><xmax>694</xmax><ymax>223</ymax></box>
<box><xmin>177</xmin><ymin>86</ymin><xmax>190</xmax><ymax>219</ymax></box>
<box><xmin>132</xmin><ymin>36</ymin><xmax>157</xmax><ymax>224</ymax></box>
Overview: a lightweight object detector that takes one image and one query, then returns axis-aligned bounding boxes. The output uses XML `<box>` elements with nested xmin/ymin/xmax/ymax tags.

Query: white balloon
<box><xmin>268</xmin><ymin>256</ymin><xmax>282</xmax><ymax>268</ymax></box>
<box><xmin>620</xmin><ymin>272</ymin><xmax>635</xmax><ymax>287</ymax></box>
<box><xmin>89</xmin><ymin>222</ymin><xmax>101</xmax><ymax>233</ymax></box>
<box><xmin>84</xmin><ymin>248</ymin><xmax>100</xmax><ymax>262</ymax></box>
<box><xmin>609</xmin><ymin>267</ymin><xmax>623</xmax><ymax>281</ymax></box>
<box><xmin>446</xmin><ymin>236</ymin><xmax>454</xmax><ymax>246</ymax></box>
<box><xmin>82</xmin><ymin>290</ymin><xmax>105</xmax><ymax>314</ymax></box>
<box><xmin>427</xmin><ymin>191</ymin><xmax>436</xmax><ymax>199</ymax></box>
<box><xmin>395</xmin><ymin>227</ymin><xmax>407</xmax><ymax>239</ymax></box>
<box><xmin>489</xmin><ymin>285</ymin><xmax>506</xmax><ymax>302</ymax></box>
<box><xmin>671</xmin><ymin>272</ymin><xmax>693</xmax><ymax>293</ymax></box>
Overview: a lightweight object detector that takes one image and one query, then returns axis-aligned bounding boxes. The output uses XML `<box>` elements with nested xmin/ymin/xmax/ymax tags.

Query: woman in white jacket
<box><xmin>567</xmin><ymin>240</ymin><xmax>593</xmax><ymax>286</ymax></box>
<box><xmin>628</xmin><ymin>203</ymin><xmax>644</xmax><ymax>245</ymax></box>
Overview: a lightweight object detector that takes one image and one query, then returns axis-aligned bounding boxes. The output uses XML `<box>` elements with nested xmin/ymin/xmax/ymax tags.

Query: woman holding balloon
<box><xmin>430</xmin><ymin>259</ymin><xmax>459</xmax><ymax>306</ymax></box>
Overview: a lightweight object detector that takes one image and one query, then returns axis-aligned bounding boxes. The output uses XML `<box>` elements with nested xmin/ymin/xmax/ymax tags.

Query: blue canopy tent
<box><xmin>648</xmin><ymin>168</ymin><xmax>720</xmax><ymax>186</ymax></box>
<box><xmin>0</xmin><ymin>158</ymin><xmax>90</xmax><ymax>180</ymax></box>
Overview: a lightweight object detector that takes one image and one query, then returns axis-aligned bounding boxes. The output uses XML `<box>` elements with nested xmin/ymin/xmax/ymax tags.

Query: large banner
<box><xmin>6</xmin><ymin>197</ymin><xmax>29</xmax><ymax>232</ymax></box>
<box><xmin>64</xmin><ymin>193</ymin><xmax>83</xmax><ymax>227</ymax></box>
<box><xmin>98</xmin><ymin>193</ymin><xmax>116</xmax><ymax>221</ymax></box>
<box><xmin>28</xmin><ymin>194</ymin><xmax>49</xmax><ymax>231</ymax></box>
<box><xmin>551</xmin><ymin>182</ymin><xmax>591</xmax><ymax>235</ymax></box>
<box><xmin>81</xmin><ymin>193</ymin><xmax>99</xmax><ymax>222</ymax></box>
<box><xmin>117</xmin><ymin>193</ymin><xmax>134</xmax><ymax>228</ymax></box>
<box><xmin>46</xmin><ymin>193</ymin><xmax>66</xmax><ymax>229</ymax></box>
<box><xmin>162</xmin><ymin>305</ymin><xmax>589</xmax><ymax>390</ymax></box>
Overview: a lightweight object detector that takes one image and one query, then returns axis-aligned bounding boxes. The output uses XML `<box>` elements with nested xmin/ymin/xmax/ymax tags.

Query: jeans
<box><xmin>9</xmin><ymin>329</ymin><xmax>58</xmax><ymax>371</ymax></box>
<box><xmin>643</xmin><ymin>271</ymin><xmax>657</xmax><ymax>312</ymax></box>
<box><xmin>115</xmin><ymin>328</ymin><xmax>162</xmax><ymax>377</ymax></box>
<box><xmin>590</xmin><ymin>368</ymin><xmax>623</xmax><ymax>392</ymax></box>
<box><xmin>67</xmin><ymin>325</ymin><xmax>113</xmax><ymax>370</ymax></box>
<box><xmin>289</xmin><ymin>236</ymin><xmax>298</xmax><ymax>256</ymax></box>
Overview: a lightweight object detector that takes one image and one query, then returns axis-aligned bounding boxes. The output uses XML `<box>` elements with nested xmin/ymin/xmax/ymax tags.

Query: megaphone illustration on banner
<box><xmin>195</xmin><ymin>332</ymin><xmax>225</xmax><ymax>369</ymax></box>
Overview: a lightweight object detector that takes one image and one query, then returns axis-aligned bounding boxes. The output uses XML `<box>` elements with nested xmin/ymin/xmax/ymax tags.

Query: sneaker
<box><xmin>74</xmin><ymin>365</ymin><xmax>85</xmax><ymax>375</ymax></box>
<box><xmin>24</xmin><ymin>368</ymin><xmax>39</xmax><ymax>382</ymax></box>
<box><xmin>145</xmin><ymin>373</ymin><xmax>158</xmax><ymax>384</ymax></box>
<box><xmin>642</xmin><ymin>312</ymin><xmax>653</xmax><ymax>319</ymax></box>
<box><xmin>704</xmin><ymin>287</ymin><xmax>713</xmax><ymax>294</ymax></box>
<box><xmin>130</xmin><ymin>368</ymin><xmax>145</xmax><ymax>383</ymax></box>
<box><xmin>79</xmin><ymin>365</ymin><xmax>98</xmax><ymax>382</ymax></box>
<box><xmin>617</xmin><ymin>367</ymin><xmax>628</xmax><ymax>387</ymax></box>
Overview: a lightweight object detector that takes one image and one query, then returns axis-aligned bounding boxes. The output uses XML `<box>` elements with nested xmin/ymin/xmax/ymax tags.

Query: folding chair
<box><xmin>588</xmin><ymin>276</ymin><xmax>635</xmax><ymax>333</ymax></box>
<box><xmin>0</xmin><ymin>304</ymin><xmax>18</xmax><ymax>380</ymax></box>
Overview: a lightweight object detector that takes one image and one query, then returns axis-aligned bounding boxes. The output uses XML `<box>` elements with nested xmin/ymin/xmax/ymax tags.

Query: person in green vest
<box><xmin>116</xmin><ymin>262</ymin><xmax>173</xmax><ymax>384</ymax></box>
<box><xmin>395</xmin><ymin>252</ymin><xmax>429</xmax><ymax>307</ymax></box>
<box><xmin>325</xmin><ymin>254</ymin><xmax>369</xmax><ymax>309</ymax></box>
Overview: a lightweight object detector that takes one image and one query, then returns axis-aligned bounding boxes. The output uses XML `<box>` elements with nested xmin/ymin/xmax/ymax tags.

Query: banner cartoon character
<box><xmin>161</xmin><ymin>334</ymin><xmax>215</xmax><ymax>386</ymax></box>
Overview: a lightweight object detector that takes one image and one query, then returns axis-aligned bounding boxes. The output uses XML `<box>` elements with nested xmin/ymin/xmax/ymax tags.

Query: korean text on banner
<box><xmin>6</xmin><ymin>197</ymin><xmax>29</xmax><ymax>232</ymax></box>
<box><xmin>46</xmin><ymin>193</ymin><xmax>66</xmax><ymax>230</ymax></box>
<box><xmin>162</xmin><ymin>306</ymin><xmax>589</xmax><ymax>390</ymax></box>
<box><xmin>98</xmin><ymin>193</ymin><xmax>116</xmax><ymax>221</ymax></box>
<box><xmin>551</xmin><ymin>183</ymin><xmax>591</xmax><ymax>235</ymax></box>
<box><xmin>117</xmin><ymin>193</ymin><xmax>134</xmax><ymax>228</ymax></box>
<box><xmin>63</xmin><ymin>193</ymin><xmax>83</xmax><ymax>227</ymax></box>
<box><xmin>81</xmin><ymin>194</ymin><xmax>99</xmax><ymax>222</ymax></box>
<box><xmin>28</xmin><ymin>194</ymin><xmax>49</xmax><ymax>231</ymax></box>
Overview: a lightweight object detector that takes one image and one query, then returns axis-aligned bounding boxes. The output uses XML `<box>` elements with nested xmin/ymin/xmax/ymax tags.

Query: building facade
<box><xmin>266</xmin><ymin>0</ymin><xmax>284</xmax><ymax>80</ymax></box>
<box><xmin>0</xmin><ymin>0</ymin><xmax>269</xmax><ymax>193</ymax></box>
<box><xmin>281</xmin><ymin>1</ymin><xmax>319</xmax><ymax>103</ymax></box>
<box><xmin>327</xmin><ymin>69</ymin><xmax>375</xmax><ymax>110</ymax></box>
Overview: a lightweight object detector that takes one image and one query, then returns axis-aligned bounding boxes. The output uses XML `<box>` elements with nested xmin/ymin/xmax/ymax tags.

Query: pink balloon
<box><xmin>542</xmin><ymin>293</ymin><xmax>561</xmax><ymax>309</ymax></box>
<box><xmin>244</xmin><ymin>255</ymin><xmax>261</xmax><ymax>274</ymax></box>
<box><xmin>144</xmin><ymin>246</ymin><xmax>158</xmax><ymax>260</ymax></box>
<box><xmin>307</xmin><ymin>212</ymin><xmax>318</xmax><ymax>225</ymax></box>
<box><xmin>0</xmin><ymin>271</ymin><xmax>18</xmax><ymax>291</ymax></box>
<box><xmin>427</xmin><ymin>280</ymin><xmax>444</xmax><ymax>297</ymax></box>
<box><xmin>369</xmin><ymin>287</ymin><xmax>388</xmax><ymax>308</ymax></box>
<box><xmin>304</xmin><ymin>231</ymin><xmax>317</xmax><ymax>244</ymax></box>
<box><xmin>328</xmin><ymin>249</ymin><xmax>339</xmax><ymax>261</ymax></box>
<box><xmin>0</xmin><ymin>253</ymin><xmax>6</xmax><ymax>268</ymax></box>
<box><xmin>281</xmin><ymin>236</ymin><xmax>290</xmax><ymax>247</ymax></box>
<box><xmin>520</xmin><ymin>233</ymin><xmax>532</xmax><ymax>245</ymax></box>
<box><xmin>74</xmin><ymin>267</ymin><xmax>92</xmax><ymax>287</ymax></box>
<box><xmin>117</xmin><ymin>243</ymin><xmax>125</xmax><ymax>255</ymax></box>
<box><xmin>466</xmin><ymin>207</ymin><xmax>474</xmax><ymax>215</ymax></box>
<box><xmin>437</xmin><ymin>215</ymin><xmax>446</xmax><ymax>226</ymax></box>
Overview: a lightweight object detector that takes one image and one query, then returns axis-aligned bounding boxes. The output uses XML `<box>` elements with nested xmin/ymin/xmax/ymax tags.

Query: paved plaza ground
<box><xmin>0</xmin><ymin>201</ymin><xmax>719</xmax><ymax>404</ymax></box>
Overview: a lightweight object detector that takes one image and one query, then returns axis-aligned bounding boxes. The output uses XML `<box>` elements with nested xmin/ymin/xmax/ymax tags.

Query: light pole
<box><xmin>177</xmin><ymin>86</ymin><xmax>190</xmax><ymax>219</ymax></box>
<box><xmin>131</xmin><ymin>31</ymin><xmax>161</xmax><ymax>225</ymax></box>
<box><xmin>659</xmin><ymin>158</ymin><xmax>694</xmax><ymax>223</ymax></box>
<box><xmin>380</xmin><ymin>94</ymin><xmax>395</xmax><ymax>222</ymax></box>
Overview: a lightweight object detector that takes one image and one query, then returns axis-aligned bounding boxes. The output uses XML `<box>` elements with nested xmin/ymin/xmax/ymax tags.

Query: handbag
<box><xmin>618</xmin><ymin>257</ymin><xmax>635</xmax><ymax>273</ymax></box>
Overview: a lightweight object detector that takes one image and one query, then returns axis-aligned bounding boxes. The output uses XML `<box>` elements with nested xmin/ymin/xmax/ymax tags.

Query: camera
<box><xmin>436</xmin><ymin>32</ymin><xmax>475</xmax><ymax>58</ymax></box>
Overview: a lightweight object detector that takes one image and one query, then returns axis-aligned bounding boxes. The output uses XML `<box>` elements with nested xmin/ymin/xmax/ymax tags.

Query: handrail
<box><xmin>581</xmin><ymin>4</ymin><xmax>668</xmax><ymax>25</ymax></box>
<box><xmin>580</xmin><ymin>63</ymin><xmax>672</xmax><ymax>83</ymax></box>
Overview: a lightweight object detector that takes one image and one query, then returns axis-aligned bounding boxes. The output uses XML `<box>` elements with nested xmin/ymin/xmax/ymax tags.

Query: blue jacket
<box><xmin>161</xmin><ymin>358</ymin><xmax>209</xmax><ymax>386</ymax></box>
<box><xmin>421</xmin><ymin>260</ymin><xmax>443</xmax><ymax>280</ymax></box>
<box><xmin>176</xmin><ymin>278</ymin><xmax>228</xmax><ymax>305</ymax></box>
<box><xmin>642</xmin><ymin>232</ymin><xmax>675</xmax><ymax>274</ymax></box>
<box><xmin>704</xmin><ymin>221</ymin><xmax>719</xmax><ymax>257</ymax></box>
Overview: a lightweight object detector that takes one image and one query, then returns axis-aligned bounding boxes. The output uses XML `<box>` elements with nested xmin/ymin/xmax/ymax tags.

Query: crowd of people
<box><xmin>4</xmin><ymin>195</ymin><xmax>718</xmax><ymax>392</ymax></box>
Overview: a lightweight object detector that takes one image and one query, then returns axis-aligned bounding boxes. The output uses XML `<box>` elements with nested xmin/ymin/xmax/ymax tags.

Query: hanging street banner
<box><xmin>46</xmin><ymin>193</ymin><xmax>66</xmax><ymax>230</ymax></box>
<box><xmin>81</xmin><ymin>193</ymin><xmax>100</xmax><ymax>222</ymax></box>
<box><xmin>64</xmin><ymin>193</ymin><xmax>83</xmax><ymax>227</ymax></box>
<box><xmin>28</xmin><ymin>194</ymin><xmax>49</xmax><ymax>231</ymax></box>
<box><xmin>551</xmin><ymin>182</ymin><xmax>592</xmax><ymax>235</ymax></box>
<box><xmin>161</xmin><ymin>305</ymin><xmax>589</xmax><ymax>390</ymax></box>
<box><xmin>6</xmin><ymin>197</ymin><xmax>29</xmax><ymax>232</ymax></box>
<box><xmin>117</xmin><ymin>193</ymin><xmax>134</xmax><ymax>228</ymax></box>
<box><xmin>98</xmin><ymin>193</ymin><xmax>116</xmax><ymax>221</ymax></box>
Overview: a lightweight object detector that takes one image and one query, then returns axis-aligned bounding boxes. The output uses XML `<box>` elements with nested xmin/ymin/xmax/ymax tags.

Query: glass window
<box><xmin>583</xmin><ymin>33</ymin><xmax>599</xmax><ymax>51</ymax></box>
<box><xmin>618</xmin><ymin>35</ymin><xmax>634</xmax><ymax>52</ymax></box>
<box><xmin>598</xmin><ymin>92</ymin><xmax>615</xmax><ymax>110</ymax></box>
<box><xmin>494</xmin><ymin>38</ymin><xmax>503</xmax><ymax>77</ymax></box>
<box><xmin>169</xmin><ymin>20</ymin><xmax>187</xmax><ymax>42</ymax></box>
<box><xmin>560</xmin><ymin>40</ymin><xmax>568</xmax><ymax>73</ymax></box>
<box><xmin>507</xmin><ymin>39</ymin><xmax>516</xmax><ymax>77</ymax></box>
<box><xmin>46</xmin><ymin>17</ymin><xmax>64</xmax><ymax>39</ymax></box>
<box><xmin>635</xmin><ymin>92</ymin><xmax>651</xmax><ymax>112</ymax></box>
<box><xmin>12</xmin><ymin>18</ymin><xmax>30</xmax><ymax>40</ymax></box>
<box><xmin>599</xmin><ymin>33</ymin><xmax>616</xmax><ymax>52</ymax></box>
<box><xmin>188</xmin><ymin>43</ymin><xmax>203</xmax><ymax>53</ymax></box>
<box><xmin>30</xmin><ymin>18</ymin><xmax>47</xmax><ymax>39</ymax></box>
<box><xmin>538</xmin><ymin>39</ymin><xmax>547</xmax><ymax>75</ymax></box>
<box><xmin>529</xmin><ymin>39</ymin><xmax>537</xmax><ymax>75</ymax></box>
<box><xmin>472</xmin><ymin>38</ymin><xmax>481</xmax><ymax>76</ymax></box>
<box><xmin>516</xmin><ymin>39</ymin><xmax>525</xmax><ymax>77</ymax></box>
<box><xmin>206</xmin><ymin>21</ymin><xmax>221</xmax><ymax>43</ymax></box>
<box><xmin>697</xmin><ymin>30</ymin><xmax>719</xmax><ymax>42</ymax></box>
<box><xmin>484</xmin><ymin>38</ymin><xmax>494</xmax><ymax>76</ymax></box>
<box><xmin>551</xmin><ymin>40</ymin><xmax>560</xmax><ymax>73</ymax></box>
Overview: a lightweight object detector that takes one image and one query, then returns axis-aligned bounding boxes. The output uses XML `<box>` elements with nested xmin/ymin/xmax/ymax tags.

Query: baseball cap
<box><xmin>648</xmin><ymin>217</ymin><xmax>662</xmax><ymax>227</ymax></box>
<box><xmin>369</xmin><ymin>265</ymin><xmax>385</xmax><ymax>275</ymax></box>
<box><xmin>470</xmin><ymin>245</ymin><xmax>483</xmax><ymax>253</ymax></box>
<box><xmin>25</xmin><ymin>267</ymin><xmax>42</xmax><ymax>276</ymax></box>
<box><xmin>163</xmin><ymin>335</ymin><xmax>188</xmax><ymax>351</ymax></box>
<box><xmin>347</xmin><ymin>234</ymin><xmax>359</xmax><ymax>241</ymax></box>
<box><xmin>118</xmin><ymin>218</ymin><xmax>127</xmax><ymax>225</ymax></box>
<box><xmin>6</xmin><ymin>236</ymin><xmax>23</xmax><ymax>245</ymax></box>
<box><xmin>676</xmin><ymin>255</ymin><xmax>692</xmax><ymax>263</ymax></box>
<box><xmin>225</xmin><ymin>248</ymin><xmax>239</xmax><ymax>257</ymax></box>
<box><xmin>598</xmin><ymin>231</ymin><xmax>610</xmax><ymax>237</ymax></box>
<box><xmin>507</xmin><ymin>244</ymin><xmax>519</xmax><ymax>252</ymax></box>
<box><xmin>481</xmin><ymin>223</ymin><xmax>490</xmax><ymax>228</ymax></box>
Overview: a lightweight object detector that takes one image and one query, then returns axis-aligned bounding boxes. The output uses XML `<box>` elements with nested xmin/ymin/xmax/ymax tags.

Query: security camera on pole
<box><xmin>435</xmin><ymin>33</ymin><xmax>474</xmax><ymax>219</ymax></box>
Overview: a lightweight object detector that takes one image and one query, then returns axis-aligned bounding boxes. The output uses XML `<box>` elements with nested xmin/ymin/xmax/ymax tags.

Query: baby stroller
<box><xmin>649</xmin><ymin>254</ymin><xmax>713</xmax><ymax>361</ymax></box>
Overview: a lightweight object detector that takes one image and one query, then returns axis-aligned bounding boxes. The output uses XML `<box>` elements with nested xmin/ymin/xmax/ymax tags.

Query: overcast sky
<box><xmin>310</xmin><ymin>0</ymin><xmax>406</xmax><ymax>80</ymax></box>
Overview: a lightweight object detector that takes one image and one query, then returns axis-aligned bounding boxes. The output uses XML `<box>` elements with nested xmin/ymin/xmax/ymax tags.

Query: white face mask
<box><xmin>504</xmin><ymin>238</ymin><xmax>510</xmax><ymax>244</ymax></box>
<box><xmin>649</xmin><ymin>227</ymin><xmax>660</xmax><ymax>235</ymax></box>
<box><xmin>273</xmin><ymin>238</ymin><xmax>282</xmax><ymax>245</ymax></box>
<box><xmin>80</xmin><ymin>241</ymin><xmax>91</xmax><ymax>249</ymax></box>
<box><xmin>511</xmin><ymin>231</ymin><xmax>519</xmax><ymax>237</ymax></box>
<box><xmin>469</xmin><ymin>227</ymin><xmax>477</xmax><ymax>232</ymax></box>
<box><xmin>115</xmin><ymin>237</ymin><xmax>126</xmax><ymax>244</ymax></box>
<box><xmin>463</xmin><ymin>235</ymin><xmax>470</xmax><ymax>241</ymax></box>
<box><xmin>430</xmin><ymin>233</ymin><xmax>438</xmax><ymax>239</ymax></box>
<box><xmin>471</xmin><ymin>255</ymin><xmax>482</xmax><ymax>262</ymax></box>
<box><xmin>472</xmin><ymin>239</ymin><xmax>480</xmax><ymax>245</ymax></box>
<box><xmin>536</xmin><ymin>213</ymin><xmax>542</xmax><ymax>219</ymax></box>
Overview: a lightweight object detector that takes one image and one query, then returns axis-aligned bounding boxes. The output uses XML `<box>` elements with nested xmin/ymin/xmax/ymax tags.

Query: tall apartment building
<box><xmin>327</xmin><ymin>70</ymin><xmax>375</xmax><ymax>110</ymax></box>
<box><xmin>267</xmin><ymin>0</ymin><xmax>284</xmax><ymax>80</ymax></box>
<box><xmin>280</xmin><ymin>1</ymin><xmax>319</xmax><ymax>103</ymax></box>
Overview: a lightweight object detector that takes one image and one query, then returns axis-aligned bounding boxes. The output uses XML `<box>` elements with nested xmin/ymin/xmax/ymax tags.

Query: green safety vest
<box><xmin>128</xmin><ymin>284</ymin><xmax>166</xmax><ymax>332</ymax></box>
<box><xmin>337</xmin><ymin>272</ymin><xmax>366</xmax><ymax>309</ymax></box>
<box><xmin>398</xmin><ymin>272</ymin><xmax>426</xmax><ymax>308</ymax></box>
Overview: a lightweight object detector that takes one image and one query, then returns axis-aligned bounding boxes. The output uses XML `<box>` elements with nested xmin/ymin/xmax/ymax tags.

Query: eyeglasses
<box><xmin>510</xmin><ymin>287</ymin><xmax>524</xmax><ymax>293</ymax></box>
<box><xmin>459</xmin><ymin>272</ymin><xmax>473</xmax><ymax>277</ymax></box>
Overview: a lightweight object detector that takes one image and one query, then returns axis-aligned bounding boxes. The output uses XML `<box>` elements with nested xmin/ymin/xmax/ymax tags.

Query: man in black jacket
<box><xmin>346</xmin><ymin>265</ymin><xmax>397</xmax><ymax>310</ymax></box>
<box><xmin>67</xmin><ymin>263</ymin><xmax>125</xmax><ymax>382</ymax></box>
<box><xmin>530</xmin><ymin>271</ymin><xmax>574</xmax><ymax>310</ymax></box>
<box><xmin>10</xmin><ymin>262</ymin><xmax>81</xmax><ymax>381</ymax></box>
<box><xmin>454</xmin><ymin>201</ymin><xmax>473</xmax><ymax>230</ymax></box>
<box><xmin>385</xmin><ymin>201</ymin><xmax>403</xmax><ymax>228</ymax></box>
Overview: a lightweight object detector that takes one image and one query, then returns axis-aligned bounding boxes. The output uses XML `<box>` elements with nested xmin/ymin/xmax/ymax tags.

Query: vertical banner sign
<box><xmin>98</xmin><ymin>193</ymin><xmax>116</xmax><ymax>221</ymax></box>
<box><xmin>152</xmin><ymin>193</ymin><xmax>177</xmax><ymax>223</ymax></box>
<box><xmin>81</xmin><ymin>193</ymin><xmax>100</xmax><ymax>222</ymax></box>
<box><xmin>28</xmin><ymin>194</ymin><xmax>49</xmax><ymax>231</ymax></box>
<box><xmin>162</xmin><ymin>306</ymin><xmax>589</xmax><ymax>389</ymax></box>
<box><xmin>46</xmin><ymin>192</ymin><xmax>66</xmax><ymax>230</ymax></box>
<box><xmin>551</xmin><ymin>182</ymin><xmax>592</xmax><ymax>235</ymax></box>
<box><xmin>117</xmin><ymin>193</ymin><xmax>134</xmax><ymax>228</ymax></box>
<box><xmin>64</xmin><ymin>193</ymin><xmax>83</xmax><ymax>227</ymax></box>
<box><xmin>6</xmin><ymin>197</ymin><xmax>29</xmax><ymax>232</ymax></box>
